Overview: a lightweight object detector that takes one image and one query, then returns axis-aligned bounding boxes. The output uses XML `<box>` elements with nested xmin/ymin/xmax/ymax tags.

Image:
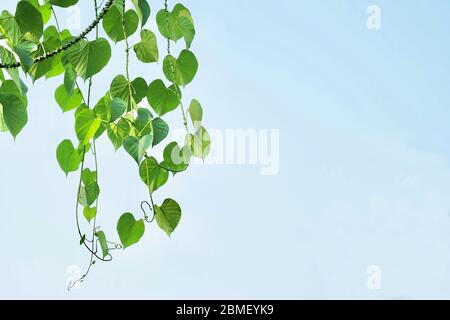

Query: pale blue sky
<box><xmin>1</xmin><ymin>0</ymin><xmax>450</xmax><ymax>299</ymax></box>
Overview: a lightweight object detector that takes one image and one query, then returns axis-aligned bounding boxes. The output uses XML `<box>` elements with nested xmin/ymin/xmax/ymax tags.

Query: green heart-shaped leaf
<box><xmin>187</xmin><ymin>126</ymin><xmax>211</xmax><ymax>160</ymax></box>
<box><xmin>75</xmin><ymin>108</ymin><xmax>101</xmax><ymax>146</ymax></box>
<box><xmin>15</xmin><ymin>1</ymin><xmax>44</xmax><ymax>39</ymax></box>
<box><xmin>156</xmin><ymin>4</ymin><xmax>195</xmax><ymax>48</ymax></box>
<box><xmin>56</xmin><ymin>139</ymin><xmax>82</xmax><ymax>175</ymax></box>
<box><xmin>123</xmin><ymin>133</ymin><xmax>153</xmax><ymax>164</ymax></box>
<box><xmin>55</xmin><ymin>84</ymin><xmax>82</xmax><ymax>112</ymax></box>
<box><xmin>78</xmin><ymin>183</ymin><xmax>100</xmax><ymax>207</ymax></box>
<box><xmin>83</xmin><ymin>206</ymin><xmax>97</xmax><ymax>223</ymax></box>
<box><xmin>188</xmin><ymin>99</ymin><xmax>203</xmax><ymax>131</ymax></box>
<box><xmin>135</xmin><ymin>108</ymin><xmax>153</xmax><ymax>137</ymax></box>
<box><xmin>81</xmin><ymin>168</ymin><xmax>97</xmax><ymax>186</ymax></box>
<box><xmin>0</xmin><ymin>93</ymin><xmax>27</xmax><ymax>139</ymax></box>
<box><xmin>131</xmin><ymin>77</ymin><xmax>147</xmax><ymax>104</ymax></box>
<box><xmin>107</xmin><ymin>118</ymin><xmax>131</xmax><ymax>150</ymax></box>
<box><xmin>117</xmin><ymin>212</ymin><xmax>145</xmax><ymax>248</ymax></box>
<box><xmin>132</xmin><ymin>0</ymin><xmax>151</xmax><ymax>28</ymax></box>
<box><xmin>64</xmin><ymin>38</ymin><xmax>111</xmax><ymax>80</ymax></box>
<box><xmin>133</xmin><ymin>29</ymin><xmax>158</xmax><ymax>63</ymax></box>
<box><xmin>110</xmin><ymin>75</ymin><xmax>135</xmax><ymax>111</ymax></box>
<box><xmin>139</xmin><ymin>156</ymin><xmax>169</xmax><ymax>192</ymax></box>
<box><xmin>155</xmin><ymin>198</ymin><xmax>182</xmax><ymax>237</ymax></box>
<box><xmin>163</xmin><ymin>50</ymin><xmax>198</xmax><ymax>86</ymax></box>
<box><xmin>160</xmin><ymin>142</ymin><xmax>190</xmax><ymax>172</ymax></box>
<box><xmin>103</xmin><ymin>6</ymin><xmax>139</xmax><ymax>42</ymax></box>
<box><xmin>110</xmin><ymin>98</ymin><xmax>126</xmax><ymax>122</ymax></box>
<box><xmin>93</xmin><ymin>92</ymin><xmax>112</xmax><ymax>123</ymax></box>
<box><xmin>152</xmin><ymin>117</ymin><xmax>169</xmax><ymax>146</ymax></box>
<box><xmin>146</xmin><ymin>79</ymin><xmax>179</xmax><ymax>116</ymax></box>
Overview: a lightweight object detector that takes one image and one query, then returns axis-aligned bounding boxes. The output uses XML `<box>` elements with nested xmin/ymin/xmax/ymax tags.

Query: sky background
<box><xmin>1</xmin><ymin>0</ymin><xmax>450</xmax><ymax>299</ymax></box>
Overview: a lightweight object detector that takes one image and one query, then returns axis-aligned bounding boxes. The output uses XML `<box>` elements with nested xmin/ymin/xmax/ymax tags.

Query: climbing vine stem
<box><xmin>80</xmin><ymin>0</ymin><xmax>103</xmax><ymax>287</ymax></box>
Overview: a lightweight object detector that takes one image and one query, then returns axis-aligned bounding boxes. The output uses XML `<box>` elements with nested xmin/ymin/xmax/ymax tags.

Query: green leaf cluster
<box><xmin>0</xmin><ymin>0</ymin><xmax>210</xmax><ymax>274</ymax></box>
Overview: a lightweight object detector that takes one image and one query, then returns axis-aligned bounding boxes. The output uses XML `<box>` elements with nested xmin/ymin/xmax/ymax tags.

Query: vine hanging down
<box><xmin>0</xmin><ymin>0</ymin><xmax>210</xmax><ymax>288</ymax></box>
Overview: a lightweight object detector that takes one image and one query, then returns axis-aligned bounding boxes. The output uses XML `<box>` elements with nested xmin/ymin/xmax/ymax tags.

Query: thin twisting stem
<box><xmin>69</xmin><ymin>0</ymin><xmax>113</xmax><ymax>290</ymax></box>
<box><xmin>75</xmin><ymin>147</ymin><xmax>86</xmax><ymax>241</ymax></box>
<box><xmin>87</xmin><ymin>0</ymin><xmax>101</xmax><ymax>281</ymax></box>
<box><xmin>91</xmin><ymin>0</ymin><xmax>101</xmax><ymax>254</ymax></box>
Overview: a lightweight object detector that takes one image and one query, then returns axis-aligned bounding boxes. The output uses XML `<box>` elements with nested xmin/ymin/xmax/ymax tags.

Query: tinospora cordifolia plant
<box><xmin>0</xmin><ymin>0</ymin><xmax>210</xmax><ymax>288</ymax></box>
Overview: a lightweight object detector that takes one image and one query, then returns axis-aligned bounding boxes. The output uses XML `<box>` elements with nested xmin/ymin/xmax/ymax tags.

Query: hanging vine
<box><xmin>0</xmin><ymin>0</ymin><xmax>210</xmax><ymax>288</ymax></box>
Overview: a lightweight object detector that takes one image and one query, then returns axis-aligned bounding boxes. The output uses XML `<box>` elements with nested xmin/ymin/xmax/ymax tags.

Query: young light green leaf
<box><xmin>78</xmin><ymin>183</ymin><xmax>100</xmax><ymax>207</ymax></box>
<box><xmin>56</xmin><ymin>139</ymin><xmax>82</xmax><ymax>175</ymax></box>
<box><xmin>155</xmin><ymin>198</ymin><xmax>182</xmax><ymax>237</ymax></box>
<box><xmin>187</xmin><ymin>126</ymin><xmax>211</xmax><ymax>160</ymax></box>
<box><xmin>139</xmin><ymin>156</ymin><xmax>169</xmax><ymax>192</ymax></box>
<box><xmin>160</xmin><ymin>142</ymin><xmax>189</xmax><ymax>172</ymax></box>
<box><xmin>94</xmin><ymin>93</ymin><xmax>112</xmax><ymax>123</ymax></box>
<box><xmin>83</xmin><ymin>206</ymin><xmax>97</xmax><ymax>223</ymax></box>
<box><xmin>55</xmin><ymin>84</ymin><xmax>82</xmax><ymax>112</ymax></box>
<box><xmin>188</xmin><ymin>99</ymin><xmax>203</xmax><ymax>131</ymax></box>
<box><xmin>75</xmin><ymin>109</ymin><xmax>101</xmax><ymax>145</ymax></box>
<box><xmin>117</xmin><ymin>212</ymin><xmax>145</xmax><ymax>249</ymax></box>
